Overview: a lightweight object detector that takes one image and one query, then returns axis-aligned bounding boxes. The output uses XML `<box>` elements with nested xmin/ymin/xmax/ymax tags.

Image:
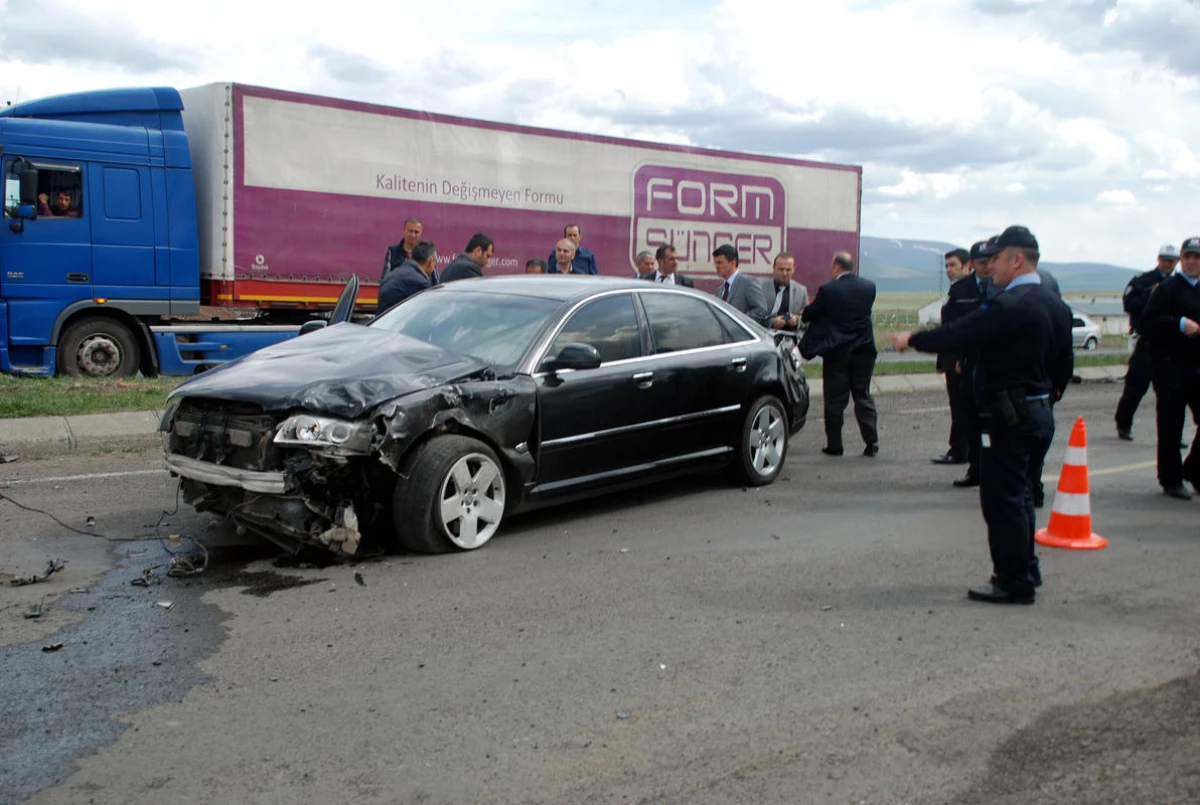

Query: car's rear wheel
<box><xmin>733</xmin><ymin>395</ymin><xmax>788</xmax><ymax>486</ymax></box>
<box><xmin>392</xmin><ymin>435</ymin><xmax>507</xmax><ymax>553</ymax></box>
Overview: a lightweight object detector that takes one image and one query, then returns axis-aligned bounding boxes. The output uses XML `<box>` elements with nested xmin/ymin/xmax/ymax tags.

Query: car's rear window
<box><xmin>370</xmin><ymin>291</ymin><xmax>560</xmax><ymax>367</ymax></box>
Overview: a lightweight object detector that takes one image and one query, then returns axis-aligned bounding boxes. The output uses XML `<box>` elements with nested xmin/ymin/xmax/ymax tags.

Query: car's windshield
<box><xmin>369</xmin><ymin>290</ymin><xmax>561</xmax><ymax>368</ymax></box>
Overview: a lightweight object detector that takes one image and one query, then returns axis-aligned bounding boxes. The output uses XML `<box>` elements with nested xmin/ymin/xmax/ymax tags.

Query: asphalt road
<box><xmin>1</xmin><ymin>382</ymin><xmax>1198</xmax><ymax>805</ymax></box>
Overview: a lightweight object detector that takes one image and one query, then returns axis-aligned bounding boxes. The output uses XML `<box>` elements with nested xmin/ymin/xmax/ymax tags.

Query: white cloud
<box><xmin>1096</xmin><ymin>189</ymin><xmax>1138</xmax><ymax>206</ymax></box>
<box><xmin>2</xmin><ymin>0</ymin><xmax>1198</xmax><ymax>267</ymax></box>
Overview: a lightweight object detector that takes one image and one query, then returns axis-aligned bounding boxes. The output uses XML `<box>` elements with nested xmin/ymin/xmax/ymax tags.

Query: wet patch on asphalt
<box><xmin>954</xmin><ymin>669</ymin><xmax>1200</xmax><ymax>804</ymax></box>
<box><xmin>0</xmin><ymin>539</ymin><xmax>323</xmax><ymax>805</ymax></box>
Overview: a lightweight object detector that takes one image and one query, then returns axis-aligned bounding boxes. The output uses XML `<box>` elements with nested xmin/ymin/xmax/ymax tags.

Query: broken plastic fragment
<box><xmin>354</xmin><ymin>571</ymin><xmax>365</xmax><ymax>587</ymax></box>
<box><xmin>616</xmin><ymin>711</ymin><xmax>631</xmax><ymax>720</ymax></box>
<box><xmin>85</xmin><ymin>516</ymin><xmax>96</xmax><ymax>528</ymax></box>
<box><xmin>42</xmin><ymin>643</ymin><xmax>63</xmax><ymax>652</ymax></box>
<box><xmin>821</xmin><ymin>604</ymin><xmax>833</xmax><ymax>611</ymax></box>
<box><xmin>156</xmin><ymin>601</ymin><xmax>174</xmax><ymax>610</ymax></box>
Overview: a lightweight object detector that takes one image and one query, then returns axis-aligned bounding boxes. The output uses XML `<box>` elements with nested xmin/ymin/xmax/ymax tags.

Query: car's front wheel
<box><xmin>1085</xmin><ymin>336</ymin><xmax>1099</xmax><ymax>351</ymax></box>
<box><xmin>733</xmin><ymin>395</ymin><xmax>789</xmax><ymax>486</ymax></box>
<box><xmin>393</xmin><ymin>435</ymin><xmax>507</xmax><ymax>553</ymax></box>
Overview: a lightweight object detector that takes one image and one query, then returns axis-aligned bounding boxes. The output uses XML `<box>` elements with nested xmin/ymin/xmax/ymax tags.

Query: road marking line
<box><xmin>891</xmin><ymin>406</ymin><xmax>951</xmax><ymax>415</ymax></box>
<box><xmin>1043</xmin><ymin>460</ymin><xmax>1156</xmax><ymax>483</ymax></box>
<box><xmin>7</xmin><ymin>469</ymin><xmax>166</xmax><ymax>485</ymax></box>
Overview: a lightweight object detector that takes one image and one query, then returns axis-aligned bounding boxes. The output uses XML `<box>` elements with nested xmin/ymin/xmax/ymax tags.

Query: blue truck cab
<box><xmin>0</xmin><ymin>87</ymin><xmax>203</xmax><ymax>376</ymax></box>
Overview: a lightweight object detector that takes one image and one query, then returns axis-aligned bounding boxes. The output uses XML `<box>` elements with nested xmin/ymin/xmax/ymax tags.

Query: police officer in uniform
<box><xmin>950</xmin><ymin>240</ymin><xmax>994</xmax><ymax>488</ymax></box>
<box><xmin>891</xmin><ymin>226</ymin><xmax>1073</xmax><ymax>604</ymax></box>
<box><xmin>1114</xmin><ymin>244</ymin><xmax>1180</xmax><ymax>440</ymax></box>
<box><xmin>1138</xmin><ymin>237</ymin><xmax>1200</xmax><ymax>499</ymax></box>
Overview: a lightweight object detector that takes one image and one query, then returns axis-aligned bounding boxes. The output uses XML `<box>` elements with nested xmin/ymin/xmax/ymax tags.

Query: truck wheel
<box><xmin>58</xmin><ymin>317</ymin><xmax>141</xmax><ymax>378</ymax></box>
<box><xmin>392</xmin><ymin>435</ymin><xmax>507</xmax><ymax>554</ymax></box>
<box><xmin>733</xmin><ymin>395</ymin><xmax>789</xmax><ymax>486</ymax></box>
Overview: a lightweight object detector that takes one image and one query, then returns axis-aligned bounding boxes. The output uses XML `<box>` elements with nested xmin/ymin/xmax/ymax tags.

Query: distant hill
<box><xmin>861</xmin><ymin>236</ymin><xmax>1138</xmax><ymax>293</ymax></box>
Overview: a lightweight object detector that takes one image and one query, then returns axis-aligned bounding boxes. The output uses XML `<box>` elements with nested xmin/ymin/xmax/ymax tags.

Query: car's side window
<box><xmin>641</xmin><ymin>292</ymin><xmax>729</xmax><ymax>353</ymax></box>
<box><xmin>1072</xmin><ymin>318</ymin><xmax>1085</xmax><ymax>327</ymax></box>
<box><xmin>712</xmin><ymin>305</ymin><xmax>756</xmax><ymax>343</ymax></box>
<box><xmin>548</xmin><ymin>294</ymin><xmax>642</xmax><ymax>364</ymax></box>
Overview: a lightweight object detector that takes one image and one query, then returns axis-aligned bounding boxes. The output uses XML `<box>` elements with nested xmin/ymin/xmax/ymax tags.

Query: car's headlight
<box><xmin>274</xmin><ymin>414</ymin><xmax>373</xmax><ymax>453</ymax></box>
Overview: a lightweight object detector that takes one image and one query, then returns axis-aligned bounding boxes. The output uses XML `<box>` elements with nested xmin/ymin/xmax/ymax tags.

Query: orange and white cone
<box><xmin>1036</xmin><ymin>416</ymin><xmax>1108</xmax><ymax>550</ymax></box>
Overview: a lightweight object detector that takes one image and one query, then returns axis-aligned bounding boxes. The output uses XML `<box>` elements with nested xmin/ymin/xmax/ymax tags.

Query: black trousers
<box><xmin>1114</xmin><ymin>336</ymin><xmax>1153</xmax><ymax>431</ymax></box>
<box><xmin>944</xmin><ymin>370</ymin><xmax>967</xmax><ymax>460</ymax></box>
<box><xmin>960</xmin><ymin>362</ymin><xmax>981</xmax><ymax>477</ymax></box>
<box><xmin>1152</xmin><ymin>363</ymin><xmax>1200</xmax><ymax>489</ymax></box>
<box><xmin>823</xmin><ymin>346</ymin><xmax>879</xmax><ymax>450</ymax></box>
<box><xmin>979</xmin><ymin>406</ymin><xmax>1054</xmax><ymax>596</ymax></box>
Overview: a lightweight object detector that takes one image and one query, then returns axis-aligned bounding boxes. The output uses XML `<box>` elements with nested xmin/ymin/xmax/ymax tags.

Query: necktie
<box><xmin>659</xmin><ymin>275</ymin><xmax>668</xmax><ymax>282</ymax></box>
<box><xmin>980</xmin><ymin>279</ymin><xmax>990</xmax><ymax>299</ymax></box>
<box><xmin>779</xmin><ymin>284</ymin><xmax>790</xmax><ymax>316</ymax></box>
<box><xmin>720</xmin><ymin>281</ymin><xmax>730</xmax><ymax>301</ymax></box>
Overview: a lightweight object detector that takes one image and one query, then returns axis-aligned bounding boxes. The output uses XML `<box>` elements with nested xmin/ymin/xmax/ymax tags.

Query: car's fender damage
<box><xmin>163</xmin><ymin>374</ymin><xmax>538</xmax><ymax>558</ymax></box>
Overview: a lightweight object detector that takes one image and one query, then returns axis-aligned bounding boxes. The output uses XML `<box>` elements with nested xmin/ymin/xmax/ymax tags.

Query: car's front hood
<box><xmin>169</xmin><ymin>323</ymin><xmax>490</xmax><ymax>418</ymax></box>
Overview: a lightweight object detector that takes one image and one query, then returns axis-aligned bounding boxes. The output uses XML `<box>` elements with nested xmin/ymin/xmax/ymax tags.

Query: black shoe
<box><xmin>1117</xmin><ymin>429</ymin><xmax>1133</xmax><ymax>441</ymax></box>
<box><xmin>863</xmin><ymin>444</ymin><xmax>879</xmax><ymax>457</ymax></box>
<box><xmin>953</xmin><ymin>473</ymin><xmax>980</xmax><ymax>488</ymax></box>
<box><xmin>968</xmin><ymin>583</ymin><xmax>1035</xmax><ymax>605</ymax></box>
<box><xmin>821</xmin><ymin>446</ymin><xmax>843</xmax><ymax>457</ymax></box>
<box><xmin>932</xmin><ymin>453</ymin><xmax>966</xmax><ymax>465</ymax></box>
<box><xmin>1163</xmin><ymin>485</ymin><xmax>1192</xmax><ymax>500</ymax></box>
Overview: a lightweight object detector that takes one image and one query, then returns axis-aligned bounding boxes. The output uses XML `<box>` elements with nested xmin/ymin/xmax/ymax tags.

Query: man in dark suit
<box><xmin>377</xmin><ymin>240</ymin><xmax>438</xmax><ymax>311</ymax></box>
<box><xmin>801</xmin><ymin>252</ymin><xmax>879</xmax><ymax>456</ymax></box>
<box><xmin>440</xmin><ymin>233</ymin><xmax>494</xmax><ymax>283</ymax></box>
<box><xmin>640</xmin><ymin>244</ymin><xmax>694</xmax><ymax>287</ymax></box>
<box><xmin>933</xmin><ymin>247</ymin><xmax>977</xmax><ymax>465</ymax></box>
<box><xmin>761</xmin><ymin>251</ymin><xmax>808</xmax><ymax>331</ymax></box>
<box><xmin>712</xmin><ymin>244</ymin><xmax>768</xmax><ymax>323</ymax></box>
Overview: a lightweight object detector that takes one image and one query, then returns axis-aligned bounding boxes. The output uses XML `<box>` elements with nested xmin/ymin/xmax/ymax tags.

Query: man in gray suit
<box><xmin>712</xmin><ymin>244</ymin><xmax>768</xmax><ymax>324</ymax></box>
<box><xmin>761</xmin><ymin>251</ymin><xmax>808</xmax><ymax>331</ymax></box>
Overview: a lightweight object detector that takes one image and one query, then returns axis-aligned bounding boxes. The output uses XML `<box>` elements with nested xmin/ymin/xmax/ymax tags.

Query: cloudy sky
<box><xmin>3</xmin><ymin>0</ymin><xmax>1197</xmax><ymax>268</ymax></box>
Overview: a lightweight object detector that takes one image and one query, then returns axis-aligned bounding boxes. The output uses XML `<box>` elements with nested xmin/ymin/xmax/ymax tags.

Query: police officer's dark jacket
<box><xmin>909</xmin><ymin>282</ymin><xmax>1073</xmax><ymax>401</ymax></box>
<box><xmin>937</xmin><ymin>272</ymin><xmax>983</xmax><ymax>370</ymax></box>
<box><xmin>1138</xmin><ymin>273</ymin><xmax>1200</xmax><ymax>365</ymax></box>
<box><xmin>1123</xmin><ymin>267</ymin><xmax>1172</xmax><ymax>333</ymax></box>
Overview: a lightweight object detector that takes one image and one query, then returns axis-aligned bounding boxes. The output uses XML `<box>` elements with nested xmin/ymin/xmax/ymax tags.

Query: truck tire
<box><xmin>732</xmin><ymin>395</ymin><xmax>789</xmax><ymax>486</ymax></box>
<box><xmin>392</xmin><ymin>435</ymin><xmax>507</xmax><ymax>554</ymax></box>
<box><xmin>57</xmin><ymin>317</ymin><xmax>141</xmax><ymax>378</ymax></box>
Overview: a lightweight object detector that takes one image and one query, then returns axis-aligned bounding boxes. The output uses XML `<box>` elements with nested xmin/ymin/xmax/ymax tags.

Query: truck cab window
<box><xmin>36</xmin><ymin>167</ymin><xmax>84</xmax><ymax>219</ymax></box>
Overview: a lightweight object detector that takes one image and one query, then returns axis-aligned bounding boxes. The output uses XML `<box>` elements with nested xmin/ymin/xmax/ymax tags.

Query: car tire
<box><xmin>392</xmin><ymin>435</ymin><xmax>507</xmax><ymax>554</ymax></box>
<box><xmin>1085</xmin><ymin>337</ymin><xmax>1098</xmax><ymax>351</ymax></box>
<box><xmin>57</xmin><ymin>317</ymin><xmax>141</xmax><ymax>377</ymax></box>
<box><xmin>733</xmin><ymin>395</ymin><xmax>789</xmax><ymax>486</ymax></box>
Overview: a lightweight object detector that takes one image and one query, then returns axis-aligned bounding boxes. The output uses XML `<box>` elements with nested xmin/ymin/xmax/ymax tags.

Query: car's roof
<box><xmin>435</xmin><ymin>275</ymin><xmax>671</xmax><ymax>303</ymax></box>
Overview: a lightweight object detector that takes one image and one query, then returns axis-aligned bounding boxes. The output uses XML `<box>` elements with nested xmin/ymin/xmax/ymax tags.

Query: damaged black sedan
<box><xmin>160</xmin><ymin>276</ymin><xmax>809</xmax><ymax>556</ymax></box>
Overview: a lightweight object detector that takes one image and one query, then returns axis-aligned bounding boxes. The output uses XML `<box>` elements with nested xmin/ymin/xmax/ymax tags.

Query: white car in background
<box><xmin>1070</xmin><ymin>312</ymin><xmax>1102</xmax><ymax>351</ymax></box>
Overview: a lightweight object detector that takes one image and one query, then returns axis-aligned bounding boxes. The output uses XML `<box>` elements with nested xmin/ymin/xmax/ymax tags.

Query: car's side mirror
<box><xmin>544</xmin><ymin>342</ymin><xmax>602</xmax><ymax>373</ymax></box>
<box><xmin>298</xmin><ymin>320</ymin><xmax>327</xmax><ymax>336</ymax></box>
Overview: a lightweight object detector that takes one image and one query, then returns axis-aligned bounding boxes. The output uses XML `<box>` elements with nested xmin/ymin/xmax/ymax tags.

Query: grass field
<box><xmin>0</xmin><ymin>375</ymin><xmax>181</xmax><ymax>419</ymax></box>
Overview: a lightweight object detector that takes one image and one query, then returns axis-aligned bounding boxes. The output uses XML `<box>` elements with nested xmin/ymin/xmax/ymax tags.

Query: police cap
<box><xmin>969</xmin><ymin>240</ymin><xmax>989</xmax><ymax>263</ymax></box>
<box><xmin>979</xmin><ymin>226</ymin><xmax>1038</xmax><ymax>257</ymax></box>
<box><xmin>1181</xmin><ymin>237</ymin><xmax>1200</xmax><ymax>257</ymax></box>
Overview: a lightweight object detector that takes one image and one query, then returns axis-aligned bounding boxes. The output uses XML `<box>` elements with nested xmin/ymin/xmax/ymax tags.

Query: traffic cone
<box><xmin>1036</xmin><ymin>416</ymin><xmax>1108</xmax><ymax>550</ymax></box>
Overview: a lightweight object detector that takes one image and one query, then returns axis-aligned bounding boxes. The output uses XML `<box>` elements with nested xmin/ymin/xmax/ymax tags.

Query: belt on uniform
<box><xmin>1025</xmin><ymin>397</ymin><xmax>1050</xmax><ymax>409</ymax></box>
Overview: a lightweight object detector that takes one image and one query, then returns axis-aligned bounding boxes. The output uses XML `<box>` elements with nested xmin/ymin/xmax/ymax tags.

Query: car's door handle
<box><xmin>731</xmin><ymin>357</ymin><xmax>747</xmax><ymax>371</ymax></box>
<box><xmin>632</xmin><ymin>371</ymin><xmax>654</xmax><ymax>388</ymax></box>
<box><xmin>66</xmin><ymin>273</ymin><xmax>90</xmax><ymax>283</ymax></box>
